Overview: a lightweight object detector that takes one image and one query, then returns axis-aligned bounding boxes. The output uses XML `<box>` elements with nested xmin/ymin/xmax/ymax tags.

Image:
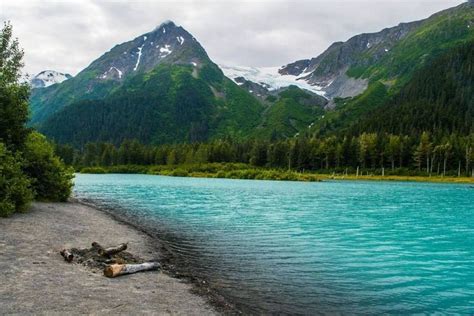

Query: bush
<box><xmin>0</xmin><ymin>143</ymin><xmax>33</xmax><ymax>216</ymax></box>
<box><xmin>80</xmin><ymin>167</ymin><xmax>107</xmax><ymax>174</ymax></box>
<box><xmin>22</xmin><ymin>132</ymin><xmax>74</xmax><ymax>202</ymax></box>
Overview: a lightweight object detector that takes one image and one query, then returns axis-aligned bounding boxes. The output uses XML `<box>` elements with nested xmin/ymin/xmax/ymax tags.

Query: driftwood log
<box><xmin>104</xmin><ymin>262</ymin><xmax>160</xmax><ymax>278</ymax></box>
<box><xmin>60</xmin><ymin>249</ymin><xmax>74</xmax><ymax>262</ymax></box>
<box><xmin>91</xmin><ymin>242</ymin><xmax>105</xmax><ymax>252</ymax></box>
<box><xmin>98</xmin><ymin>243</ymin><xmax>128</xmax><ymax>257</ymax></box>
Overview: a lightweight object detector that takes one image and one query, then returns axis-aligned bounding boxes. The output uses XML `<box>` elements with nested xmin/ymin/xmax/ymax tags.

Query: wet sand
<box><xmin>0</xmin><ymin>202</ymin><xmax>218</xmax><ymax>315</ymax></box>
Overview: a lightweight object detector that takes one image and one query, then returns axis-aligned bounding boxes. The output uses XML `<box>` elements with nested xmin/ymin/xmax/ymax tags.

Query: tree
<box><xmin>0</xmin><ymin>143</ymin><xmax>33</xmax><ymax>216</ymax></box>
<box><xmin>0</xmin><ymin>23</ymin><xmax>73</xmax><ymax>215</ymax></box>
<box><xmin>0</xmin><ymin>22</ymin><xmax>29</xmax><ymax>150</ymax></box>
<box><xmin>249</xmin><ymin>140</ymin><xmax>267</xmax><ymax>167</ymax></box>
<box><xmin>413</xmin><ymin>132</ymin><xmax>432</xmax><ymax>173</ymax></box>
<box><xmin>386</xmin><ymin>135</ymin><xmax>401</xmax><ymax>171</ymax></box>
<box><xmin>22</xmin><ymin>132</ymin><xmax>74</xmax><ymax>202</ymax></box>
<box><xmin>358</xmin><ymin>133</ymin><xmax>377</xmax><ymax>169</ymax></box>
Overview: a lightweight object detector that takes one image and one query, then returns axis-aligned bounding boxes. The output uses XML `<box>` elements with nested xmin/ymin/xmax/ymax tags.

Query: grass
<box><xmin>320</xmin><ymin>174</ymin><xmax>474</xmax><ymax>184</ymax></box>
<box><xmin>80</xmin><ymin>164</ymin><xmax>322</xmax><ymax>182</ymax></box>
<box><xmin>79</xmin><ymin>163</ymin><xmax>474</xmax><ymax>184</ymax></box>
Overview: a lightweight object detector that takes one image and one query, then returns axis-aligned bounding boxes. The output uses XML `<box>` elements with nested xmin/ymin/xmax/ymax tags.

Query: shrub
<box><xmin>0</xmin><ymin>142</ymin><xmax>33</xmax><ymax>216</ymax></box>
<box><xmin>22</xmin><ymin>132</ymin><xmax>74</xmax><ymax>202</ymax></box>
<box><xmin>80</xmin><ymin>167</ymin><xmax>107</xmax><ymax>174</ymax></box>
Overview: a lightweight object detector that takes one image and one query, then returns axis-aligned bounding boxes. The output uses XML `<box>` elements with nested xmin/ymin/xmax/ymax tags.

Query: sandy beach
<box><xmin>0</xmin><ymin>202</ymin><xmax>218</xmax><ymax>315</ymax></box>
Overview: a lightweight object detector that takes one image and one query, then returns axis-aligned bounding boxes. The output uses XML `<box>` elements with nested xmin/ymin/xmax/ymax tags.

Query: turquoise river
<box><xmin>74</xmin><ymin>174</ymin><xmax>474</xmax><ymax>314</ymax></box>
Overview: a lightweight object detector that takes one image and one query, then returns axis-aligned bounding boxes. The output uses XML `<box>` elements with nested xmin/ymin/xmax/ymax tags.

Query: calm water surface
<box><xmin>74</xmin><ymin>174</ymin><xmax>474</xmax><ymax>314</ymax></box>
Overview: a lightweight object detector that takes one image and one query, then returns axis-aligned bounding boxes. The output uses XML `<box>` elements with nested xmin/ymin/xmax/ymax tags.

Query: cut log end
<box><xmin>104</xmin><ymin>264</ymin><xmax>124</xmax><ymax>278</ymax></box>
<box><xmin>60</xmin><ymin>249</ymin><xmax>74</xmax><ymax>262</ymax></box>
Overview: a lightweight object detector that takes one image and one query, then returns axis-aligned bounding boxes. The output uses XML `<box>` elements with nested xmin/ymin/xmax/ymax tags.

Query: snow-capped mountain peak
<box><xmin>30</xmin><ymin>70</ymin><xmax>72</xmax><ymax>88</ymax></box>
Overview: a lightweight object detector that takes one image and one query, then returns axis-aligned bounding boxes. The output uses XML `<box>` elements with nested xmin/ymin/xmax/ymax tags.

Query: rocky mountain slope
<box><xmin>30</xmin><ymin>70</ymin><xmax>72</xmax><ymax>89</ymax></box>
<box><xmin>30</xmin><ymin>21</ymin><xmax>212</xmax><ymax>125</ymax></box>
<box><xmin>31</xmin><ymin>2</ymin><xmax>474</xmax><ymax>146</ymax></box>
<box><xmin>32</xmin><ymin>21</ymin><xmax>329</xmax><ymax>146</ymax></box>
<box><xmin>279</xmin><ymin>1</ymin><xmax>474</xmax><ymax>99</ymax></box>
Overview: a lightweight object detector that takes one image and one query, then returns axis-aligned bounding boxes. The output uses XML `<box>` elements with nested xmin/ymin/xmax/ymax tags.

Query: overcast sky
<box><xmin>1</xmin><ymin>0</ymin><xmax>465</xmax><ymax>76</ymax></box>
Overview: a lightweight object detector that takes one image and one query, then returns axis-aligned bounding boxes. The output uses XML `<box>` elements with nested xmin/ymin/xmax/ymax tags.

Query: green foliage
<box><xmin>69</xmin><ymin>131</ymin><xmax>474</xmax><ymax>181</ymax></box>
<box><xmin>0</xmin><ymin>143</ymin><xmax>33</xmax><ymax>217</ymax></box>
<box><xmin>313</xmin><ymin>81</ymin><xmax>389</xmax><ymax>136</ymax></box>
<box><xmin>0</xmin><ymin>22</ymin><xmax>30</xmax><ymax>150</ymax></box>
<box><xmin>40</xmin><ymin>63</ymin><xmax>264</xmax><ymax>146</ymax></box>
<box><xmin>80</xmin><ymin>162</ymin><xmax>322</xmax><ymax>182</ymax></box>
<box><xmin>22</xmin><ymin>132</ymin><xmax>74</xmax><ymax>201</ymax></box>
<box><xmin>351</xmin><ymin>41</ymin><xmax>474</xmax><ymax>136</ymax></box>
<box><xmin>258</xmin><ymin>86</ymin><xmax>326</xmax><ymax>139</ymax></box>
<box><xmin>346</xmin><ymin>3</ymin><xmax>474</xmax><ymax>87</ymax></box>
<box><xmin>80</xmin><ymin>166</ymin><xmax>107</xmax><ymax>174</ymax></box>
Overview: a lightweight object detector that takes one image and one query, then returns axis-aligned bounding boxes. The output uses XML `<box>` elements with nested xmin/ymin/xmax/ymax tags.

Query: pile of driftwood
<box><xmin>60</xmin><ymin>242</ymin><xmax>160</xmax><ymax>278</ymax></box>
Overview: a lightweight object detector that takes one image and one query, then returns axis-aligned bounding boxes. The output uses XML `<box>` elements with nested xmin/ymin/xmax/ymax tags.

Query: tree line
<box><xmin>58</xmin><ymin>131</ymin><xmax>474</xmax><ymax>177</ymax></box>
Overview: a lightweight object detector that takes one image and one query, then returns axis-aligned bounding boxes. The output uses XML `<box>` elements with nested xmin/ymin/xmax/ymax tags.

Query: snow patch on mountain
<box><xmin>220</xmin><ymin>65</ymin><xmax>326</xmax><ymax>96</ymax></box>
<box><xmin>30</xmin><ymin>70</ymin><xmax>72</xmax><ymax>88</ymax></box>
<box><xmin>133</xmin><ymin>44</ymin><xmax>144</xmax><ymax>71</ymax></box>
<box><xmin>159</xmin><ymin>45</ymin><xmax>172</xmax><ymax>57</ymax></box>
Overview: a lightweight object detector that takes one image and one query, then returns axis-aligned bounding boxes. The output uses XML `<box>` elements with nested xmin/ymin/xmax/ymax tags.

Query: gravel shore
<box><xmin>0</xmin><ymin>202</ymin><xmax>217</xmax><ymax>315</ymax></box>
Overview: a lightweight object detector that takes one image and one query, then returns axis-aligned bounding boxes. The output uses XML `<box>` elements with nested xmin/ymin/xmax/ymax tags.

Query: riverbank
<box><xmin>79</xmin><ymin>163</ymin><xmax>474</xmax><ymax>184</ymax></box>
<box><xmin>0</xmin><ymin>202</ymin><xmax>218</xmax><ymax>315</ymax></box>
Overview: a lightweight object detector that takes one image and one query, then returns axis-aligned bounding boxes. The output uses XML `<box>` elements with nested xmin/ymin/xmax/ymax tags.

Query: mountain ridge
<box><xmin>31</xmin><ymin>2</ymin><xmax>474</xmax><ymax>147</ymax></box>
<box><xmin>30</xmin><ymin>70</ymin><xmax>72</xmax><ymax>89</ymax></box>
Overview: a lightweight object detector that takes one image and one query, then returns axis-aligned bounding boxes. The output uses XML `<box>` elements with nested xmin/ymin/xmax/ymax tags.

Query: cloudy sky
<box><xmin>1</xmin><ymin>0</ymin><xmax>465</xmax><ymax>76</ymax></box>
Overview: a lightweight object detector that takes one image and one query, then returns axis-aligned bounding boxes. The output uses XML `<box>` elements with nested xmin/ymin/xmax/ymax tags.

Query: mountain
<box><xmin>280</xmin><ymin>1</ymin><xmax>474</xmax><ymax>100</ymax></box>
<box><xmin>30</xmin><ymin>70</ymin><xmax>72</xmax><ymax>89</ymax></box>
<box><xmin>349</xmin><ymin>40</ymin><xmax>474</xmax><ymax>136</ymax></box>
<box><xmin>30</xmin><ymin>21</ymin><xmax>211</xmax><ymax>125</ymax></box>
<box><xmin>32</xmin><ymin>2</ymin><xmax>474</xmax><ymax>147</ymax></box>
<box><xmin>33</xmin><ymin>21</ymin><xmax>265</xmax><ymax>145</ymax></box>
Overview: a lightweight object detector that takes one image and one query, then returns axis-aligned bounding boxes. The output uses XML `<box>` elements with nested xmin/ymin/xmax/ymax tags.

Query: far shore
<box><xmin>78</xmin><ymin>164</ymin><xmax>474</xmax><ymax>185</ymax></box>
<box><xmin>0</xmin><ymin>201</ymin><xmax>218</xmax><ymax>315</ymax></box>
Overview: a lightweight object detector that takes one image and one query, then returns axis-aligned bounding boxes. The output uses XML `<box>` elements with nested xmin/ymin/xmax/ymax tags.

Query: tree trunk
<box><xmin>466</xmin><ymin>147</ymin><xmax>470</xmax><ymax>176</ymax></box>
<box><xmin>104</xmin><ymin>262</ymin><xmax>160</xmax><ymax>278</ymax></box>
<box><xmin>430</xmin><ymin>157</ymin><xmax>435</xmax><ymax>176</ymax></box>
<box><xmin>443</xmin><ymin>158</ymin><xmax>447</xmax><ymax>177</ymax></box>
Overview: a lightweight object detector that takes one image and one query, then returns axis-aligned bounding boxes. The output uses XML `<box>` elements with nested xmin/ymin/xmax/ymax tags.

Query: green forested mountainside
<box><xmin>29</xmin><ymin>69</ymin><xmax>118</xmax><ymax>125</ymax></box>
<box><xmin>32</xmin><ymin>3</ymin><xmax>474</xmax><ymax>147</ymax></box>
<box><xmin>254</xmin><ymin>86</ymin><xmax>326</xmax><ymax>140</ymax></box>
<box><xmin>349</xmin><ymin>41</ymin><xmax>474</xmax><ymax>136</ymax></box>
<box><xmin>29</xmin><ymin>21</ymin><xmax>211</xmax><ymax>125</ymax></box>
<box><xmin>39</xmin><ymin>63</ymin><xmax>264</xmax><ymax>146</ymax></box>
<box><xmin>347</xmin><ymin>2</ymin><xmax>474</xmax><ymax>86</ymax></box>
<box><xmin>312</xmin><ymin>39</ymin><xmax>474</xmax><ymax>138</ymax></box>
<box><xmin>311</xmin><ymin>82</ymin><xmax>389</xmax><ymax>136</ymax></box>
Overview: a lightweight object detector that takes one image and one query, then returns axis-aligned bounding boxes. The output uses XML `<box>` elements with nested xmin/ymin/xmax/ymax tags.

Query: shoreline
<box><xmin>79</xmin><ymin>164</ymin><xmax>474</xmax><ymax>185</ymax></box>
<box><xmin>0</xmin><ymin>200</ymin><xmax>223</xmax><ymax>315</ymax></box>
<box><xmin>74</xmin><ymin>197</ymin><xmax>240</xmax><ymax>314</ymax></box>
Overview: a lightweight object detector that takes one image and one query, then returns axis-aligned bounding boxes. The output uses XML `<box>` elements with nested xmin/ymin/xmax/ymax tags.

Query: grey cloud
<box><xmin>0</xmin><ymin>0</ymin><xmax>464</xmax><ymax>76</ymax></box>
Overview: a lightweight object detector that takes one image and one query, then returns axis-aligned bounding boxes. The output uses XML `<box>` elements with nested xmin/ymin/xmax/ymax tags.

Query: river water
<box><xmin>74</xmin><ymin>174</ymin><xmax>474</xmax><ymax>314</ymax></box>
